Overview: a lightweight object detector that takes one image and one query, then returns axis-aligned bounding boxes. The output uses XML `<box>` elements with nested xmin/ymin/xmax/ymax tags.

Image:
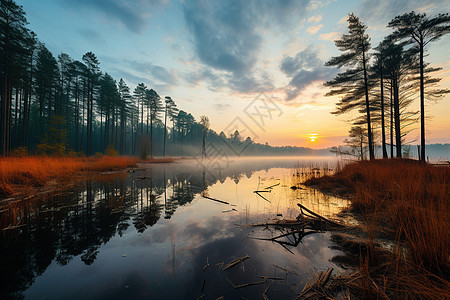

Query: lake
<box><xmin>0</xmin><ymin>156</ymin><xmax>351</xmax><ymax>299</ymax></box>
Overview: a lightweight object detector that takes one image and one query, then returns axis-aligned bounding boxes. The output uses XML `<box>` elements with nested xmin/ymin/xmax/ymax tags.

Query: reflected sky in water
<box><xmin>0</xmin><ymin>157</ymin><xmax>350</xmax><ymax>299</ymax></box>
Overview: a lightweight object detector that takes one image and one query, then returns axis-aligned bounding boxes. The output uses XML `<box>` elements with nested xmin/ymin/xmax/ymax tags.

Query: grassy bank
<box><xmin>0</xmin><ymin>156</ymin><xmax>174</xmax><ymax>198</ymax></box>
<box><xmin>303</xmin><ymin>159</ymin><xmax>449</xmax><ymax>298</ymax></box>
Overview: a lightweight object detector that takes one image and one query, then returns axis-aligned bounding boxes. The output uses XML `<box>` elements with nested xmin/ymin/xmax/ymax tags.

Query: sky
<box><xmin>17</xmin><ymin>0</ymin><xmax>450</xmax><ymax>149</ymax></box>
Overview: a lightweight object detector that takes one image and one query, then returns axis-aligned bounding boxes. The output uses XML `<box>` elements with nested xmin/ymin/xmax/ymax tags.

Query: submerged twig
<box><xmin>202</xmin><ymin>257</ymin><xmax>210</xmax><ymax>271</ymax></box>
<box><xmin>264</xmin><ymin>183</ymin><xmax>280</xmax><ymax>189</ymax></box>
<box><xmin>255</xmin><ymin>191</ymin><xmax>271</xmax><ymax>202</ymax></box>
<box><xmin>297</xmin><ymin>203</ymin><xmax>344</xmax><ymax>227</ymax></box>
<box><xmin>273</xmin><ymin>264</ymin><xmax>299</xmax><ymax>276</ymax></box>
<box><xmin>227</xmin><ymin>277</ymin><xmax>267</xmax><ymax>289</ymax></box>
<box><xmin>223</xmin><ymin>255</ymin><xmax>250</xmax><ymax>271</ymax></box>
<box><xmin>263</xmin><ymin>281</ymin><xmax>273</xmax><ymax>300</ymax></box>
<box><xmin>202</xmin><ymin>195</ymin><xmax>229</xmax><ymax>205</ymax></box>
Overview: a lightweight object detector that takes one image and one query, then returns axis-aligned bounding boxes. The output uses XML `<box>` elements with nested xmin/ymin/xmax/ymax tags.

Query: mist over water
<box><xmin>0</xmin><ymin>157</ymin><xmax>350</xmax><ymax>299</ymax></box>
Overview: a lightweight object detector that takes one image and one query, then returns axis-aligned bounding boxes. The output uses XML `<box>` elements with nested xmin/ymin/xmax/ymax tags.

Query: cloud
<box><xmin>184</xmin><ymin>67</ymin><xmax>273</xmax><ymax>94</ymax></box>
<box><xmin>280</xmin><ymin>47</ymin><xmax>337</xmax><ymax>101</ymax></box>
<box><xmin>319</xmin><ymin>32</ymin><xmax>339</xmax><ymax>41</ymax></box>
<box><xmin>104</xmin><ymin>57</ymin><xmax>178</xmax><ymax>92</ymax></box>
<box><xmin>182</xmin><ymin>0</ymin><xmax>311</xmax><ymax>93</ymax></box>
<box><xmin>214</xmin><ymin>104</ymin><xmax>232</xmax><ymax>111</ymax></box>
<box><xmin>62</xmin><ymin>0</ymin><xmax>166</xmax><ymax>33</ymax></box>
<box><xmin>129</xmin><ymin>62</ymin><xmax>178</xmax><ymax>85</ymax></box>
<box><xmin>358</xmin><ymin>0</ymin><xmax>446</xmax><ymax>24</ymax></box>
<box><xmin>308</xmin><ymin>15</ymin><xmax>322</xmax><ymax>23</ymax></box>
<box><xmin>306</xmin><ymin>24</ymin><xmax>323</xmax><ymax>34</ymax></box>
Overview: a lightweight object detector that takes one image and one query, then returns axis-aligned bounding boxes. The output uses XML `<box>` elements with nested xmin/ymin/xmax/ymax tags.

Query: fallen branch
<box><xmin>263</xmin><ymin>281</ymin><xmax>273</xmax><ymax>300</ymax></box>
<box><xmin>273</xmin><ymin>264</ymin><xmax>300</xmax><ymax>276</ymax></box>
<box><xmin>255</xmin><ymin>191</ymin><xmax>271</xmax><ymax>202</ymax></box>
<box><xmin>202</xmin><ymin>195</ymin><xmax>229</xmax><ymax>205</ymax></box>
<box><xmin>223</xmin><ymin>255</ymin><xmax>250</xmax><ymax>270</ymax></box>
<box><xmin>227</xmin><ymin>277</ymin><xmax>267</xmax><ymax>289</ymax></box>
<box><xmin>297</xmin><ymin>203</ymin><xmax>344</xmax><ymax>227</ymax></box>
<box><xmin>259</xmin><ymin>275</ymin><xmax>286</xmax><ymax>281</ymax></box>
<box><xmin>264</xmin><ymin>183</ymin><xmax>280</xmax><ymax>189</ymax></box>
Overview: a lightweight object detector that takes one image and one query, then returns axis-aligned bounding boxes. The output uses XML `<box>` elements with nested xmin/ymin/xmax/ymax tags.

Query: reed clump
<box><xmin>0</xmin><ymin>156</ymin><xmax>137</xmax><ymax>197</ymax></box>
<box><xmin>303</xmin><ymin>159</ymin><xmax>449</xmax><ymax>297</ymax></box>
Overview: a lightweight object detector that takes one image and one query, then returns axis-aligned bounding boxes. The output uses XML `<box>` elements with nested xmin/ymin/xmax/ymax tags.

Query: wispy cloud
<box><xmin>319</xmin><ymin>31</ymin><xmax>339</xmax><ymax>41</ymax></box>
<box><xmin>214</xmin><ymin>104</ymin><xmax>232</xmax><ymax>111</ymax></box>
<box><xmin>308</xmin><ymin>15</ymin><xmax>322</xmax><ymax>23</ymax></box>
<box><xmin>358</xmin><ymin>0</ymin><xmax>445</xmax><ymax>24</ymax></box>
<box><xmin>62</xmin><ymin>0</ymin><xmax>167</xmax><ymax>33</ymax></box>
<box><xmin>280</xmin><ymin>47</ymin><xmax>337</xmax><ymax>101</ymax></box>
<box><xmin>306</xmin><ymin>24</ymin><xmax>323</xmax><ymax>34</ymax></box>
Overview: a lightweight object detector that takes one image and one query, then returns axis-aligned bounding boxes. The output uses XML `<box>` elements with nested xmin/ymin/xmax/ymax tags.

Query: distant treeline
<box><xmin>325</xmin><ymin>12</ymin><xmax>449</xmax><ymax>161</ymax></box>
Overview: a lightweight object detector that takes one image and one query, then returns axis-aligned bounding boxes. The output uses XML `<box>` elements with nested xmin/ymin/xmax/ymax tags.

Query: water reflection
<box><xmin>0</xmin><ymin>157</ymin><xmax>347</xmax><ymax>299</ymax></box>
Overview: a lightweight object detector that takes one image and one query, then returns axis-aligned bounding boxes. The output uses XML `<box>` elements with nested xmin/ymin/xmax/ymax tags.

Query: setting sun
<box><xmin>309</xmin><ymin>134</ymin><xmax>318</xmax><ymax>142</ymax></box>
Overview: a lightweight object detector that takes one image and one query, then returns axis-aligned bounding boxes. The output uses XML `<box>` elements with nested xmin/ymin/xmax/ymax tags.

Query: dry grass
<box><xmin>0</xmin><ymin>156</ymin><xmax>138</xmax><ymax>197</ymax></box>
<box><xmin>303</xmin><ymin>159</ymin><xmax>450</xmax><ymax>298</ymax></box>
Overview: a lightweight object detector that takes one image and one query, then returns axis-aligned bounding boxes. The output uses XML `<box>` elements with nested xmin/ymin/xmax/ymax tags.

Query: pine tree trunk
<box><xmin>393</xmin><ymin>77</ymin><xmax>402</xmax><ymax>158</ymax></box>
<box><xmin>150</xmin><ymin>114</ymin><xmax>153</xmax><ymax>159</ymax></box>
<box><xmin>163</xmin><ymin>105</ymin><xmax>167</xmax><ymax>157</ymax></box>
<box><xmin>419</xmin><ymin>43</ymin><xmax>425</xmax><ymax>162</ymax></box>
<box><xmin>362</xmin><ymin>49</ymin><xmax>374</xmax><ymax>160</ymax></box>
<box><xmin>380</xmin><ymin>67</ymin><xmax>387</xmax><ymax>158</ymax></box>
<box><xmin>390</xmin><ymin>84</ymin><xmax>394</xmax><ymax>158</ymax></box>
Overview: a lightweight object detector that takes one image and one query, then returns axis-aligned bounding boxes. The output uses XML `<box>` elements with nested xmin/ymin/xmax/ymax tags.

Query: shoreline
<box><xmin>0</xmin><ymin>156</ymin><xmax>176</xmax><ymax>200</ymax></box>
<box><xmin>300</xmin><ymin>159</ymin><xmax>449</xmax><ymax>299</ymax></box>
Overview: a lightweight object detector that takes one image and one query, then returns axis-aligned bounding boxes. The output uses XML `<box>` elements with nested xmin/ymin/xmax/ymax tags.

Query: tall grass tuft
<box><xmin>305</xmin><ymin>159</ymin><xmax>449</xmax><ymax>275</ymax></box>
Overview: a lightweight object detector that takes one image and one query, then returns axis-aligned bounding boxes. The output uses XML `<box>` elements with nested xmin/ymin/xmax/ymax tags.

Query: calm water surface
<box><xmin>0</xmin><ymin>157</ymin><xmax>350</xmax><ymax>299</ymax></box>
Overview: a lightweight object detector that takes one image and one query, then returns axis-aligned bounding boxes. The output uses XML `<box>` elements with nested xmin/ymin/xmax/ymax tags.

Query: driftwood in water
<box><xmin>255</xmin><ymin>191</ymin><xmax>271</xmax><ymax>202</ymax></box>
<box><xmin>297</xmin><ymin>267</ymin><xmax>334</xmax><ymax>299</ymax></box>
<box><xmin>253</xmin><ymin>190</ymin><xmax>271</xmax><ymax>193</ymax></box>
<box><xmin>273</xmin><ymin>264</ymin><xmax>299</xmax><ymax>276</ymax></box>
<box><xmin>297</xmin><ymin>203</ymin><xmax>344</xmax><ymax>227</ymax></box>
<box><xmin>202</xmin><ymin>195</ymin><xmax>229</xmax><ymax>205</ymax></box>
<box><xmin>244</xmin><ymin>204</ymin><xmax>345</xmax><ymax>255</ymax></box>
<box><xmin>202</xmin><ymin>257</ymin><xmax>210</xmax><ymax>271</ymax></box>
<box><xmin>227</xmin><ymin>277</ymin><xmax>267</xmax><ymax>289</ymax></box>
<box><xmin>223</xmin><ymin>255</ymin><xmax>250</xmax><ymax>270</ymax></box>
<box><xmin>263</xmin><ymin>281</ymin><xmax>273</xmax><ymax>300</ymax></box>
<box><xmin>264</xmin><ymin>183</ymin><xmax>280</xmax><ymax>189</ymax></box>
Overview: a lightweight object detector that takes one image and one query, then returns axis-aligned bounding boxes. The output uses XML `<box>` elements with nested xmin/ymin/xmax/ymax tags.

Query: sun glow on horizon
<box><xmin>309</xmin><ymin>134</ymin><xmax>318</xmax><ymax>143</ymax></box>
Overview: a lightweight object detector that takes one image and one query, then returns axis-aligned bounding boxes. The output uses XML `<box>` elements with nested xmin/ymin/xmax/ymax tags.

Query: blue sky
<box><xmin>18</xmin><ymin>0</ymin><xmax>450</xmax><ymax>147</ymax></box>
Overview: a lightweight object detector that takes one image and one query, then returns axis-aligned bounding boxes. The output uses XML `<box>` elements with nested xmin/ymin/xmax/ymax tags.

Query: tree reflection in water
<box><xmin>0</xmin><ymin>158</ymin><xmax>338</xmax><ymax>299</ymax></box>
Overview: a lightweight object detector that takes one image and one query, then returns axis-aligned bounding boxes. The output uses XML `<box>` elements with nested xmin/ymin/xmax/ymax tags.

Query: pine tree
<box><xmin>325</xmin><ymin>13</ymin><xmax>375</xmax><ymax>160</ymax></box>
<box><xmin>146</xmin><ymin>88</ymin><xmax>161</xmax><ymax>158</ymax></box>
<box><xmin>82</xmin><ymin>51</ymin><xmax>100</xmax><ymax>155</ymax></box>
<box><xmin>163</xmin><ymin>96</ymin><xmax>177</xmax><ymax>157</ymax></box>
<box><xmin>389</xmin><ymin>12</ymin><xmax>450</xmax><ymax>162</ymax></box>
